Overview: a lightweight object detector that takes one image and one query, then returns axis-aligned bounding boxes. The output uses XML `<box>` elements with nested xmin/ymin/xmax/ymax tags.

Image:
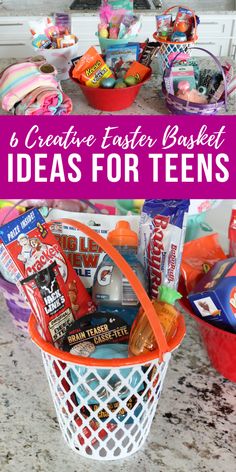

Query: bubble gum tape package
<box><xmin>72</xmin><ymin>46</ymin><xmax>114</xmax><ymax>88</ymax></box>
<box><xmin>0</xmin><ymin>208</ymin><xmax>95</xmax><ymax>318</ymax></box>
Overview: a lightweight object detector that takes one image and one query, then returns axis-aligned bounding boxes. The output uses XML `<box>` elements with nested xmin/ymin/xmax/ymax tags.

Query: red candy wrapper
<box><xmin>21</xmin><ymin>262</ymin><xmax>75</xmax><ymax>346</ymax></box>
<box><xmin>0</xmin><ymin>208</ymin><xmax>95</xmax><ymax>319</ymax></box>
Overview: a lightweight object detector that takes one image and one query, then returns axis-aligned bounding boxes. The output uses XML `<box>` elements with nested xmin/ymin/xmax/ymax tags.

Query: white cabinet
<box><xmin>0</xmin><ymin>16</ymin><xmax>42</xmax><ymax>58</ymax></box>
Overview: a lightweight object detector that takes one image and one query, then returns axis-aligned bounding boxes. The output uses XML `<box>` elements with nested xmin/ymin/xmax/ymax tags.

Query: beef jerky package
<box><xmin>21</xmin><ymin>262</ymin><xmax>75</xmax><ymax>346</ymax></box>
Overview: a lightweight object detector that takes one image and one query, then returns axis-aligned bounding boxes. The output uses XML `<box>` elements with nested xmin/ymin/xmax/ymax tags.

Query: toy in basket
<box><xmin>162</xmin><ymin>47</ymin><xmax>228</xmax><ymax>115</ymax></box>
<box><xmin>29</xmin><ymin>218</ymin><xmax>186</xmax><ymax>460</ymax></box>
<box><xmin>153</xmin><ymin>5</ymin><xmax>199</xmax><ymax>73</ymax></box>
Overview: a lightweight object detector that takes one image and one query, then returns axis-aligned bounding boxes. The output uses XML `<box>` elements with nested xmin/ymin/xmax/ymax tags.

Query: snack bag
<box><xmin>124</xmin><ymin>61</ymin><xmax>150</xmax><ymax>83</ymax></box>
<box><xmin>173</xmin><ymin>7</ymin><xmax>194</xmax><ymax>35</ymax></box>
<box><xmin>138</xmin><ymin>200</ymin><xmax>190</xmax><ymax>299</ymax></box>
<box><xmin>181</xmin><ymin>233</ymin><xmax>226</xmax><ymax>293</ymax></box>
<box><xmin>0</xmin><ymin>208</ymin><xmax>95</xmax><ymax>317</ymax></box>
<box><xmin>72</xmin><ymin>47</ymin><xmax>114</xmax><ymax>87</ymax></box>
<box><xmin>21</xmin><ymin>262</ymin><xmax>75</xmax><ymax>346</ymax></box>
<box><xmin>155</xmin><ymin>14</ymin><xmax>172</xmax><ymax>34</ymax></box>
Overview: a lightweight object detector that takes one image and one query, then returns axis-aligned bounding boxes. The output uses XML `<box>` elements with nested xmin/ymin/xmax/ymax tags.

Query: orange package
<box><xmin>72</xmin><ymin>46</ymin><xmax>113</xmax><ymax>87</ymax></box>
<box><xmin>124</xmin><ymin>61</ymin><xmax>150</xmax><ymax>84</ymax></box>
<box><xmin>180</xmin><ymin>233</ymin><xmax>227</xmax><ymax>293</ymax></box>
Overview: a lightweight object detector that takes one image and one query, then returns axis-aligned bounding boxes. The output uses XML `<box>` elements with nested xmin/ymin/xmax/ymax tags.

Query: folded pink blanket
<box><xmin>0</xmin><ymin>61</ymin><xmax>72</xmax><ymax>115</ymax></box>
<box><xmin>14</xmin><ymin>86</ymin><xmax>72</xmax><ymax>115</ymax></box>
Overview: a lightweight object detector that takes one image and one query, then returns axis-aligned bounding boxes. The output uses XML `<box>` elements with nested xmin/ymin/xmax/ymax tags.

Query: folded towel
<box><xmin>14</xmin><ymin>86</ymin><xmax>72</xmax><ymax>115</ymax></box>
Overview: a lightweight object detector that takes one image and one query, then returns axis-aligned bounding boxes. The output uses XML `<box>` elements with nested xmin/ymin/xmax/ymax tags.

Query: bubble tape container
<box><xmin>29</xmin><ymin>218</ymin><xmax>186</xmax><ymax>461</ymax></box>
<box><xmin>181</xmin><ymin>298</ymin><xmax>236</xmax><ymax>382</ymax></box>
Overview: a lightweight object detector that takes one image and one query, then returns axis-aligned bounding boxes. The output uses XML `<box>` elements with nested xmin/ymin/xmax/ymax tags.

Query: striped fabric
<box><xmin>0</xmin><ymin>62</ymin><xmax>59</xmax><ymax>111</ymax></box>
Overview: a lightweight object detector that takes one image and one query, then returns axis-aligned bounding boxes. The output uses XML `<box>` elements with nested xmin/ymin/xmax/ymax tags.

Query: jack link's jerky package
<box><xmin>21</xmin><ymin>262</ymin><xmax>75</xmax><ymax>346</ymax></box>
<box><xmin>0</xmin><ymin>208</ymin><xmax>95</xmax><ymax>318</ymax></box>
<box><xmin>47</xmin><ymin>209</ymin><xmax>139</xmax><ymax>291</ymax></box>
<box><xmin>138</xmin><ymin>200</ymin><xmax>190</xmax><ymax>299</ymax></box>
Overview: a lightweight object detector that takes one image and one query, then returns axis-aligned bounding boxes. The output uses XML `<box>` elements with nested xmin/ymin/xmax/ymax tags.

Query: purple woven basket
<box><xmin>0</xmin><ymin>275</ymin><xmax>30</xmax><ymax>332</ymax></box>
<box><xmin>162</xmin><ymin>47</ymin><xmax>227</xmax><ymax>115</ymax></box>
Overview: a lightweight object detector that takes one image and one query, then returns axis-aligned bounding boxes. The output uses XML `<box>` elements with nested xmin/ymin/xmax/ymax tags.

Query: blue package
<box><xmin>139</xmin><ymin>200</ymin><xmax>190</xmax><ymax>298</ymax></box>
<box><xmin>188</xmin><ymin>257</ymin><xmax>236</xmax><ymax>333</ymax></box>
<box><xmin>105</xmin><ymin>44</ymin><xmax>139</xmax><ymax>74</ymax></box>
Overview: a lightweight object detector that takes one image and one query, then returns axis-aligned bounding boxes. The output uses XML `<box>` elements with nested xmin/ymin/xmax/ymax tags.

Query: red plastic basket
<box><xmin>69</xmin><ymin>66</ymin><xmax>152</xmax><ymax>112</ymax></box>
<box><xmin>180</xmin><ymin>298</ymin><xmax>236</xmax><ymax>382</ymax></box>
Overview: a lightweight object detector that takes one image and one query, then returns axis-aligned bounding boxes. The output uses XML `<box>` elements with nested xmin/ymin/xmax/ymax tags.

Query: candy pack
<box><xmin>188</xmin><ymin>258</ymin><xmax>236</xmax><ymax>333</ymax></box>
<box><xmin>72</xmin><ymin>47</ymin><xmax>114</xmax><ymax>87</ymax></box>
<box><xmin>138</xmin><ymin>200</ymin><xmax>190</xmax><ymax>298</ymax></box>
<box><xmin>0</xmin><ymin>208</ymin><xmax>95</xmax><ymax>318</ymax></box>
<box><xmin>47</xmin><ymin>209</ymin><xmax>139</xmax><ymax>291</ymax></box>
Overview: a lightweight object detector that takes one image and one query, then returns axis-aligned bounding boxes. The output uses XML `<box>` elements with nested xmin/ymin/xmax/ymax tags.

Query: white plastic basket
<box><xmin>29</xmin><ymin>218</ymin><xmax>186</xmax><ymax>461</ymax></box>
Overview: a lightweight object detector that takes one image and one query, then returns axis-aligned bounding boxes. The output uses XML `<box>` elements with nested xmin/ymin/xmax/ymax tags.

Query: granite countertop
<box><xmin>0</xmin><ymin>294</ymin><xmax>235</xmax><ymax>472</ymax></box>
<box><xmin>0</xmin><ymin>58</ymin><xmax>235</xmax><ymax>115</ymax></box>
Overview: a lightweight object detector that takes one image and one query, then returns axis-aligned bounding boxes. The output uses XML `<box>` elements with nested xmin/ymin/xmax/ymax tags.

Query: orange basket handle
<box><xmin>52</xmin><ymin>218</ymin><xmax>170</xmax><ymax>358</ymax></box>
<box><xmin>163</xmin><ymin>4</ymin><xmax>198</xmax><ymax>40</ymax></box>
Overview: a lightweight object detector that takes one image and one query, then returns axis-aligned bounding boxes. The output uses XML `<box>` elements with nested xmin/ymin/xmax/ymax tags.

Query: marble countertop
<box><xmin>0</xmin><ymin>294</ymin><xmax>235</xmax><ymax>472</ymax></box>
<box><xmin>0</xmin><ymin>58</ymin><xmax>235</xmax><ymax>115</ymax></box>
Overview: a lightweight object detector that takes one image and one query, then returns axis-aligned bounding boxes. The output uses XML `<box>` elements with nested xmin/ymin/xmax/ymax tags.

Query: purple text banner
<box><xmin>0</xmin><ymin>115</ymin><xmax>236</xmax><ymax>199</ymax></box>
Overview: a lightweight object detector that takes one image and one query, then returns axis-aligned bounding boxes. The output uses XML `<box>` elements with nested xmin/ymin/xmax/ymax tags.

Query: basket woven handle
<box><xmin>164</xmin><ymin>4</ymin><xmax>198</xmax><ymax>41</ymax></box>
<box><xmin>55</xmin><ymin>218</ymin><xmax>169</xmax><ymax>357</ymax></box>
<box><xmin>167</xmin><ymin>47</ymin><xmax>228</xmax><ymax>110</ymax></box>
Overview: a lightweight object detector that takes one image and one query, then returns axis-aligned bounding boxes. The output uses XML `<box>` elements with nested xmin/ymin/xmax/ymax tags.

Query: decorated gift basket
<box><xmin>153</xmin><ymin>5</ymin><xmax>198</xmax><ymax>73</ymax></box>
<box><xmin>28</xmin><ymin>218</ymin><xmax>186</xmax><ymax>460</ymax></box>
<box><xmin>162</xmin><ymin>47</ymin><xmax>228</xmax><ymax>115</ymax></box>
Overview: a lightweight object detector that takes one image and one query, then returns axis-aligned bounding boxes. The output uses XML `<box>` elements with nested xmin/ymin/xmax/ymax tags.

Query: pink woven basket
<box><xmin>162</xmin><ymin>47</ymin><xmax>227</xmax><ymax>115</ymax></box>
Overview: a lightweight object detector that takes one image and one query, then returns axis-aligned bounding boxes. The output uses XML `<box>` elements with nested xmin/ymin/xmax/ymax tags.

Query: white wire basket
<box><xmin>29</xmin><ymin>218</ymin><xmax>186</xmax><ymax>461</ymax></box>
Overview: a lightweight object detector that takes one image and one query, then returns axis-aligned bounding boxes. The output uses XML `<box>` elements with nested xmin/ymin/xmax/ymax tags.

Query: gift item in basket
<box><xmin>21</xmin><ymin>262</ymin><xmax>75</xmax><ymax>346</ymax></box>
<box><xmin>62</xmin><ymin>311</ymin><xmax>130</xmax><ymax>353</ymax></box>
<box><xmin>153</xmin><ymin>5</ymin><xmax>199</xmax><ymax>73</ymax></box>
<box><xmin>139</xmin><ymin>40</ymin><xmax>159</xmax><ymax>67</ymax></box>
<box><xmin>181</xmin><ymin>233</ymin><xmax>226</xmax><ymax>294</ymax></box>
<box><xmin>28</xmin><ymin>218</ymin><xmax>186</xmax><ymax>460</ymax></box>
<box><xmin>48</xmin><ymin>208</ymin><xmax>139</xmax><ymax>290</ymax></box>
<box><xmin>72</xmin><ymin>47</ymin><xmax>114</xmax><ymax>87</ymax></box>
<box><xmin>93</xmin><ymin>221</ymin><xmax>147</xmax><ymax>325</ymax></box>
<box><xmin>0</xmin><ymin>208</ymin><xmax>95</xmax><ymax>317</ymax></box>
<box><xmin>29</xmin><ymin>16</ymin><xmax>76</xmax><ymax>50</ymax></box>
<box><xmin>162</xmin><ymin>47</ymin><xmax>228</xmax><ymax>115</ymax></box>
<box><xmin>188</xmin><ymin>258</ymin><xmax>236</xmax><ymax>334</ymax></box>
<box><xmin>105</xmin><ymin>44</ymin><xmax>139</xmax><ymax>73</ymax></box>
<box><xmin>139</xmin><ymin>199</ymin><xmax>190</xmax><ymax>299</ymax></box>
<box><xmin>129</xmin><ymin>286</ymin><xmax>182</xmax><ymax>356</ymax></box>
<box><xmin>0</xmin><ymin>275</ymin><xmax>30</xmax><ymax>332</ymax></box>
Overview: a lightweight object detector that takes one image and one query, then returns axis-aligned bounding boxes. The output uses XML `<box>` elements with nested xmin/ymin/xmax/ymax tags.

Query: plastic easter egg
<box><xmin>114</xmin><ymin>79</ymin><xmax>127</xmax><ymax>89</ymax></box>
<box><xmin>100</xmin><ymin>77</ymin><xmax>116</xmax><ymax>88</ymax></box>
<box><xmin>99</xmin><ymin>28</ymin><xmax>109</xmax><ymax>38</ymax></box>
<box><xmin>124</xmin><ymin>76</ymin><xmax>138</xmax><ymax>87</ymax></box>
<box><xmin>176</xmin><ymin>21</ymin><xmax>188</xmax><ymax>33</ymax></box>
